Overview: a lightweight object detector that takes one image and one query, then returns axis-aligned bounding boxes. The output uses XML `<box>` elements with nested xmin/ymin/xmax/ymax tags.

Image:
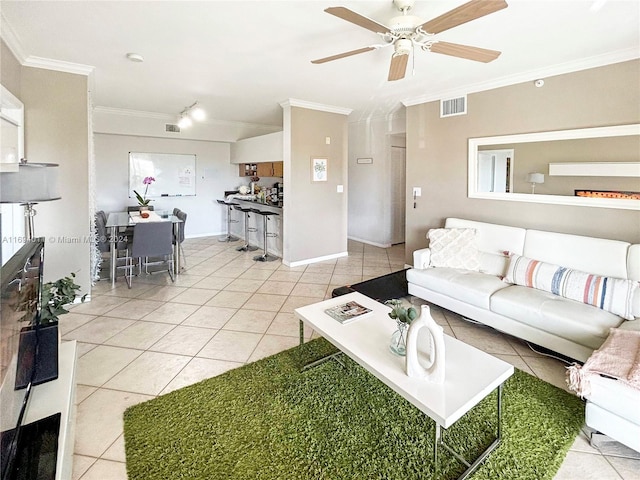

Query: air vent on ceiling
<box><xmin>165</xmin><ymin>123</ymin><xmax>181</xmax><ymax>133</ymax></box>
<box><xmin>440</xmin><ymin>95</ymin><xmax>467</xmax><ymax>118</ymax></box>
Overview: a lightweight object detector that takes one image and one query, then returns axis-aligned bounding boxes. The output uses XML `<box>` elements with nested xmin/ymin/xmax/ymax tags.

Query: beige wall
<box><xmin>406</xmin><ymin>60</ymin><xmax>640</xmax><ymax>264</ymax></box>
<box><xmin>20</xmin><ymin>68</ymin><xmax>90</xmax><ymax>293</ymax></box>
<box><xmin>284</xmin><ymin>106</ymin><xmax>348</xmax><ymax>264</ymax></box>
<box><xmin>1</xmin><ymin>41</ymin><xmax>21</xmax><ymax>96</ymax></box>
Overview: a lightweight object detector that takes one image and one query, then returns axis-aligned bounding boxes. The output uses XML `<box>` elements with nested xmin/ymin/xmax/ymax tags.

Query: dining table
<box><xmin>105</xmin><ymin>211</ymin><xmax>183</xmax><ymax>287</ymax></box>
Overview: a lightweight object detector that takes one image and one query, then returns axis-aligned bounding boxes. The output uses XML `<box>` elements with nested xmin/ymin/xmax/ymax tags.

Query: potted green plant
<box><xmin>385</xmin><ymin>299</ymin><xmax>417</xmax><ymax>356</ymax></box>
<box><xmin>15</xmin><ymin>273</ymin><xmax>86</xmax><ymax>387</ymax></box>
<box><xmin>133</xmin><ymin>176</ymin><xmax>155</xmax><ymax>217</ymax></box>
<box><xmin>40</xmin><ymin>272</ymin><xmax>86</xmax><ymax>325</ymax></box>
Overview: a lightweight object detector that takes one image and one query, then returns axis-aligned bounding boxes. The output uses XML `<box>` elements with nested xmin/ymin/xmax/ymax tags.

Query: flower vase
<box><xmin>405</xmin><ymin>304</ymin><xmax>446</xmax><ymax>383</ymax></box>
<box><xmin>389</xmin><ymin>321</ymin><xmax>408</xmax><ymax>356</ymax></box>
<box><xmin>139</xmin><ymin>206</ymin><xmax>150</xmax><ymax>218</ymax></box>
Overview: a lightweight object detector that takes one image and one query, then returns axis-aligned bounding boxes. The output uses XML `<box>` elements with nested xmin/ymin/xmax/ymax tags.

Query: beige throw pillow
<box><xmin>428</xmin><ymin>228</ymin><xmax>480</xmax><ymax>271</ymax></box>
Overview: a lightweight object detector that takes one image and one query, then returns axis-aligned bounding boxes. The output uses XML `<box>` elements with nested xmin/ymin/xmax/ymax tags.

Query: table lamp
<box><xmin>526</xmin><ymin>172</ymin><xmax>544</xmax><ymax>194</ymax></box>
<box><xmin>0</xmin><ymin>161</ymin><xmax>61</xmax><ymax>240</ymax></box>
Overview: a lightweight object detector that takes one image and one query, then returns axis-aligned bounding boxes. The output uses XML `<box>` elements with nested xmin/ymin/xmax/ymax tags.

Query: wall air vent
<box><xmin>440</xmin><ymin>95</ymin><xmax>467</xmax><ymax>118</ymax></box>
<box><xmin>165</xmin><ymin>123</ymin><xmax>181</xmax><ymax>133</ymax></box>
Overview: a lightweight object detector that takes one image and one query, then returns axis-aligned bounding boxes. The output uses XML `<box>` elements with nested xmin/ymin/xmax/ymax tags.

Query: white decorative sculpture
<box><xmin>406</xmin><ymin>304</ymin><xmax>446</xmax><ymax>383</ymax></box>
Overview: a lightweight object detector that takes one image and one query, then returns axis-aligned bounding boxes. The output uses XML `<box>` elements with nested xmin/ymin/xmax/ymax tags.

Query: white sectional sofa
<box><xmin>407</xmin><ymin>217</ymin><xmax>640</xmax><ymax>363</ymax></box>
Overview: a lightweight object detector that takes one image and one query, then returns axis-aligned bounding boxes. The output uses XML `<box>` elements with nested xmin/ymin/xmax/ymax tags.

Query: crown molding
<box><xmin>403</xmin><ymin>47</ymin><xmax>640</xmax><ymax>107</ymax></box>
<box><xmin>280</xmin><ymin>98</ymin><xmax>352</xmax><ymax>116</ymax></box>
<box><xmin>22</xmin><ymin>56</ymin><xmax>94</xmax><ymax>76</ymax></box>
<box><xmin>2</xmin><ymin>13</ymin><xmax>93</xmax><ymax>76</ymax></box>
<box><xmin>93</xmin><ymin>105</ymin><xmax>281</xmax><ymax>131</ymax></box>
<box><xmin>1</xmin><ymin>11</ymin><xmax>27</xmax><ymax>63</ymax></box>
<box><xmin>94</xmin><ymin>106</ymin><xmax>173</xmax><ymax>120</ymax></box>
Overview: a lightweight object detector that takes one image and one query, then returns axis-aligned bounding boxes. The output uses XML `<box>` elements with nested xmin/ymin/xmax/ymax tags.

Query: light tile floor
<box><xmin>67</xmin><ymin>237</ymin><xmax>640</xmax><ymax>480</ymax></box>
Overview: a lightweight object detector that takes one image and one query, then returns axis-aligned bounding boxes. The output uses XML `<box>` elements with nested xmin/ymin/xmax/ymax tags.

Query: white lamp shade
<box><xmin>526</xmin><ymin>172</ymin><xmax>545</xmax><ymax>184</ymax></box>
<box><xmin>0</xmin><ymin>163</ymin><xmax>61</xmax><ymax>203</ymax></box>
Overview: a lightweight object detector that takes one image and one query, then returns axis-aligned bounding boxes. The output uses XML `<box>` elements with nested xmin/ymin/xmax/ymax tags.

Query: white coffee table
<box><xmin>294</xmin><ymin>292</ymin><xmax>514</xmax><ymax>479</ymax></box>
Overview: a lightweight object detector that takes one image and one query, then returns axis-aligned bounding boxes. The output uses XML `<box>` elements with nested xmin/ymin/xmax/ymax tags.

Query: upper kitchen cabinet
<box><xmin>230</xmin><ymin>131</ymin><xmax>283</xmax><ymax>165</ymax></box>
<box><xmin>256</xmin><ymin>161</ymin><xmax>283</xmax><ymax>177</ymax></box>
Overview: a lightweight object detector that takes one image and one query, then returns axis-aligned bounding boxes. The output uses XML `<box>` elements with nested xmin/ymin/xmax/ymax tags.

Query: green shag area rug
<box><xmin>123</xmin><ymin>339</ymin><xmax>584</xmax><ymax>480</ymax></box>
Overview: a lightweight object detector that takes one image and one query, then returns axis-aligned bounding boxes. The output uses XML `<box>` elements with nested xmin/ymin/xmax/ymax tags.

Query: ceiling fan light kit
<box><xmin>312</xmin><ymin>0</ymin><xmax>508</xmax><ymax>81</ymax></box>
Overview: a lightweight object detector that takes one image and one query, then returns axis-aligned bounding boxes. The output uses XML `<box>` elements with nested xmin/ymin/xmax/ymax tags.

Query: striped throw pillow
<box><xmin>504</xmin><ymin>253</ymin><xmax>638</xmax><ymax>320</ymax></box>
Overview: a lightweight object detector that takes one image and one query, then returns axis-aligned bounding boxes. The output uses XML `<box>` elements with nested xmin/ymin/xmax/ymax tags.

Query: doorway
<box><xmin>477</xmin><ymin>149</ymin><xmax>514</xmax><ymax>193</ymax></box>
<box><xmin>390</xmin><ymin>145</ymin><xmax>406</xmax><ymax>245</ymax></box>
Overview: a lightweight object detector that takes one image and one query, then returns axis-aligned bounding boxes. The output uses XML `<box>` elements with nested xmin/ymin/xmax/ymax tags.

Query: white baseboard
<box><xmin>347</xmin><ymin>236</ymin><xmax>392</xmax><ymax>248</ymax></box>
<box><xmin>285</xmin><ymin>251</ymin><xmax>348</xmax><ymax>268</ymax></box>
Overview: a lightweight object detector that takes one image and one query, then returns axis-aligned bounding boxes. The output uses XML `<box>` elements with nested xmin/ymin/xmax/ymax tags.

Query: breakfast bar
<box><xmin>225</xmin><ymin>196</ymin><xmax>283</xmax><ymax>259</ymax></box>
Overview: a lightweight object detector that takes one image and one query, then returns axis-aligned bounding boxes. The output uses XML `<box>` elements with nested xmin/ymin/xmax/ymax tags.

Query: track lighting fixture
<box><xmin>176</xmin><ymin>102</ymin><xmax>206</xmax><ymax>129</ymax></box>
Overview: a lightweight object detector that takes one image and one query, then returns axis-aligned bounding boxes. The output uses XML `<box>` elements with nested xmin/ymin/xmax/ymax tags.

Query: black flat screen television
<box><xmin>0</xmin><ymin>239</ymin><xmax>59</xmax><ymax>480</ymax></box>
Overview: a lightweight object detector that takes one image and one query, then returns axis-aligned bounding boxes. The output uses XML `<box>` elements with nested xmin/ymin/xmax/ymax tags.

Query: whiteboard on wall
<box><xmin>129</xmin><ymin>152</ymin><xmax>196</xmax><ymax>198</ymax></box>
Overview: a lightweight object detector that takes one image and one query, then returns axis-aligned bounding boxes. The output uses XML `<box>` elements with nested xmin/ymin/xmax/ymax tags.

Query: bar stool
<box><xmin>233</xmin><ymin>205</ymin><xmax>258</xmax><ymax>252</ymax></box>
<box><xmin>216</xmin><ymin>200</ymin><xmax>239</xmax><ymax>242</ymax></box>
<box><xmin>251</xmin><ymin>209</ymin><xmax>279</xmax><ymax>262</ymax></box>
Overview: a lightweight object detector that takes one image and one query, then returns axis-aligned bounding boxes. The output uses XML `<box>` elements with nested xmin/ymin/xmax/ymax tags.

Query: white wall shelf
<box><xmin>549</xmin><ymin>162</ymin><xmax>640</xmax><ymax>177</ymax></box>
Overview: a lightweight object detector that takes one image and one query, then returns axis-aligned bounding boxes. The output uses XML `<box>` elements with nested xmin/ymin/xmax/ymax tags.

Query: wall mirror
<box><xmin>468</xmin><ymin>124</ymin><xmax>640</xmax><ymax>210</ymax></box>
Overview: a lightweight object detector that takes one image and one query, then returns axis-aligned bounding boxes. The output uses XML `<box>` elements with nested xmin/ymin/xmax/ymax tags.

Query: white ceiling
<box><xmin>2</xmin><ymin>1</ymin><xmax>639</xmax><ymax>127</ymax></box>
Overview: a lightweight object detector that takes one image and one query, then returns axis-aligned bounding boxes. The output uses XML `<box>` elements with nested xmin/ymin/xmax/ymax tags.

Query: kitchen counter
<box><xmin>226</xmin><ymin>194</ymin><xmax>283</xmax><ymax>209</ymax></box>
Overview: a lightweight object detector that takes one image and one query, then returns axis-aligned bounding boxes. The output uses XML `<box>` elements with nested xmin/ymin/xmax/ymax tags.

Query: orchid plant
<box><xmin>133</xmin><ymin>176</ymin><xmax>155</xmax><ymax>206</ymax></box>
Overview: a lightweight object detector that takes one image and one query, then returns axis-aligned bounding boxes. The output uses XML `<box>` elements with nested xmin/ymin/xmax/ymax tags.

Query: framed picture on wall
<box><xmin>312</xmin><ymin>157</ymin><xmax>327</xmax><ymax>182</ymax></box>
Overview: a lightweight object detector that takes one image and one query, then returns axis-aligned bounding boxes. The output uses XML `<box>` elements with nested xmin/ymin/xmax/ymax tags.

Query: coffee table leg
<box><xmin>434</xmin><ymin>383</ymin><xmax>504</xmax><ymax>480</ymax></box>
<box><xmin>299</xmin><ymin>319</ymin><xmax>304</xmax><ymax>345</ymax></box>
<box><xmin>434</xmin><ymin>424</ymin><xmax>441</xmax><ymax>479</ymax></box>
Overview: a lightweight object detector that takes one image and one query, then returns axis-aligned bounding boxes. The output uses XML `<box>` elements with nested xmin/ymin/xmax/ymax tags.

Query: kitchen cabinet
<box><xmin>230</xmin><ymin>131</ymin><xmax>283</xmax><ymax>165</ymax></box>
<box><xmin>239</xmin><ymin>161</ymin><xmax>283</xmax><ymax>177</ymax></box>
<box><xmin>258</xmin><ymin>162</ymin><xmax>284</xmax><ymax>177</ymax></box>
<box><xmin>239</xmin><ymin>164</ymin><xmax>257</xmax><ymax>177</ymax></box>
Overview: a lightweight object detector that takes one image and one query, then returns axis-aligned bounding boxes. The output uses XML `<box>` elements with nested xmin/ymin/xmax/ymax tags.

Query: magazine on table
<box><xmin>325</xmin><ymin>300</ymin><xmax>372</xmax><ymax>324</ymax></box>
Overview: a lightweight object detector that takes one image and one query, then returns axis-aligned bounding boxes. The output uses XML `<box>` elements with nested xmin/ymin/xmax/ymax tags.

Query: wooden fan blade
<box><xmin>430</xmin><ymin>41</ymin><xmax>501</xmax><ymax>63</ymax></box>
<box><xmin>311</xmin><ymin>46</ymin><xmax>377</xmax><ymax>64</ymax></box>
<box><xmin>420</xmin><ymin>0</ymin><xmax>508</xmax><ymax>34</ymax></box>
<box><xmin>325</xmin><ymin>7</ymin><xmax>391</xmax><ymax>34</ymax></box>
<box><xmin>388</xmin><ymin>54</ymin><xmax>409</xmax><ymax>81</ymax></box>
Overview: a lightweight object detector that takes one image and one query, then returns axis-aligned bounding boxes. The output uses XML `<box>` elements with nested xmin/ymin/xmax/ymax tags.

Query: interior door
<box><xmin>477</xmin><ymin>149</ymin><xmax>514</xmax><ymax>193</ymax></box>
<box><xmin>390</xmin><ymin>146</ymin><xmax>406</xmax><ymax>245</ymax></box>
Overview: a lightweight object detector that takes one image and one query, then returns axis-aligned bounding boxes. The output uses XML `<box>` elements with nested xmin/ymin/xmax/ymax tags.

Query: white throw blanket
<box><xmin>566</xmin><ymin>328</ymin><xmax>640</xmax><ymax>397</ymax></box>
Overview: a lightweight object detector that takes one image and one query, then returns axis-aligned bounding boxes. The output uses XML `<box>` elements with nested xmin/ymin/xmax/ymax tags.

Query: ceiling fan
<box><xmin>311</xmin><ymin>0</ymin><xmax>508</xmax><ymax>81</ymax></box>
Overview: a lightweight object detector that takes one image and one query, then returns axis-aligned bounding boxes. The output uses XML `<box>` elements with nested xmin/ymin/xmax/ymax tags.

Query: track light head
<box><xmin>190</xmin><ymin>104</ymin><xmax>206</xmax><ymax>121</ymax></box>
<box><xmin>176</xmin><ymin>101</ymin><xmax>205</xmax><ymax>128</ymax></box>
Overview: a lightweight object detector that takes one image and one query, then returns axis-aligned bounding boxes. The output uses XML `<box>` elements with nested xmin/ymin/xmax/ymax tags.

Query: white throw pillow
<box><xmin>428</xmin><ymin>228</ymin><xmax>480</xmax><ymax>271</ymax></box>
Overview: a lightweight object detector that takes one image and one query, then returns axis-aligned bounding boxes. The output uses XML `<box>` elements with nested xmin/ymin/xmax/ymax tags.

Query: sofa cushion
<box><xmin>479</xmin><ymin>251</ymin><xmax>510</xmax><ymax>277</ymax></box>
<box><xmin>490</xmin><ymin>285</ymin><xmax>623</xmax><ymax>349</ymax></box>
<box><xmin>586</xmin><ymin>374</ymin><xmax>640</xmax><ymax>425</ymax></box>
<box><xmin>445</xmin><ymin>218</ymin><xmax>526</xmax><ymax>257</ymax></box>
<box><xmin>428</xmin><ymin>228</ymin><xmax>480</xmax><ymax>271</ymax></box>
<box><xmin>523</xmin><ymin>229</ymin><xmax>630</xmax><ymax>279</ymax></box>
<box><xmin>407</xmin><ymin>267</ymin><xmax>509</xmax><ymax>310</ymax></box>
<box><xmin>504</xmin><ymin>253</ymin><xmax>638</xmax><ymax>320</ymax></box>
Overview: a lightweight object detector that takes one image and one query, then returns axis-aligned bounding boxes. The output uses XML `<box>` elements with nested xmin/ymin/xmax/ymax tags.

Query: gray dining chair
<box><xmin>124</xmin><ymin>221</ymin><xmax>174</xmax><ymax>288</ymax></box>
<box><xmin>95</xmin><ymin>210</ymin><xmax>131</xmax><ymax>280</ymax></box>
<box><xmin>172</xmin><ymin>209</ymin><xmax>188</xmax><ymax>269</ymax></box>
